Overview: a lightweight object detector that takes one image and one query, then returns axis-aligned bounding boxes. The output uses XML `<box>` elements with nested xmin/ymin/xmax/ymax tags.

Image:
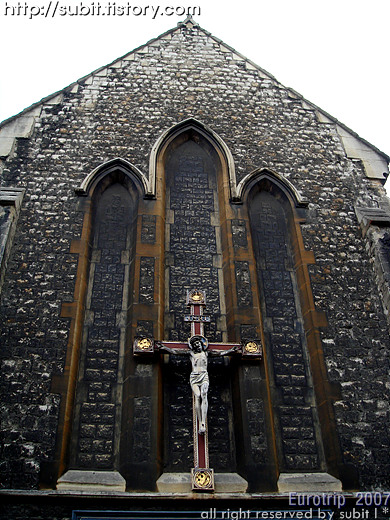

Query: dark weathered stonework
<box><xmin>70</xmin><ymin>183</ymin><xmax>134</xmax><ymax>470</ymax></box>
<box><xmin>139</xmin><ymin>257</ymin><xmax>155</xmax><ymax>304</ymax></box>
<box><xmin>239</xmin><ymin>324</ymin><xmax>258</xmax><ymax>342</ymax></box>
<box><xmin>0</xmin><ymin>17</ymin><xmax>389</xmax><ymax>501</ymax></box>
<box><xmin>235</xmin><ymin>261</ymin><xmax>252</xmax><ymax>307</ymax></box>
<box><xmin>250</xmin><ymin>191</ymin><xmax>322</xmax><ymax>471</ymax></box>
<box><xmin>246</xmin><ymin>397</ymin><xmax>267</xmax><ymax>464</ymax></box>
<box><xmin>231</xmin><ymin>219</ymin><xmax>248</xmax><ymax>249</ymax></box>
<box><xmin>380</xmin><ymin>232</ymin><xmax>390</xmax><ymax>258</ymax></box>
<box><xmin>132</xmin><ymin>396</ymin><xmax>152</xmax><ymax>464</ymax></box>
<box><xmin>141</xmin><ymin>215</ymin><xmax>156</xmax><ymax>244</ymax></box>
<box><xmin>135</xmin><ymin>320</ymin><xmax>154</xmax><ymax>337</ymax></box>
<box><xmin>163</xmin><ymin>357</ymin><xmax>194</xmax><ymax>471</ymax></box>
<box><xmin>165</xmin><ymin>140</ymin><xmax>222</xmax><ymax>341</ymax></box>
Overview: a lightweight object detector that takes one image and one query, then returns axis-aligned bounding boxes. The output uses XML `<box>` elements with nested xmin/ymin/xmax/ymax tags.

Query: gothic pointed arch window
<box><xmin>243</xmin><ymin>172</ymin><xmax>343</xmax><ymax>486</ymax></box>
<box><xmin>69</xmin><ymin>180</ymin><xmax>137</xmax><ymax>471</ymax></box>
<box><xmin>52</xmin><ymin>161</ymin><xmax>146</xmax><ymax>488</ymax></box>
<box><xmin>154</xmin><ymin>121</ymin><xmax>238</xmax><ymax>474</ymax></box>
<box><xmin>248</xmin><ymin>182</ymin><xmax>323</xmax><ymax>472</ymax></box>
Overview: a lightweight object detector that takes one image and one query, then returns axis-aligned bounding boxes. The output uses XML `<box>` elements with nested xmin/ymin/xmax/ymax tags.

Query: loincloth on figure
<box><xmin>190</xmin><ymin>371</ymin><xmax>209</xmax><ymax>388</ymax></box>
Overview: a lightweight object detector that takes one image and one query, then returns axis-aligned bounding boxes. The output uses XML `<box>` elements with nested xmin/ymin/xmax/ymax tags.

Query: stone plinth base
<box><xmin>57</xmin><ymin>470</ymin><xmax>126</xmax><ymax>492</ymax></box>
<box><xmin>156</xmin><ymin>472</ymin><xmax>248</xmax><ymax>493</ymax></box>
<box><xmin>277</xmin><ymin>473</ymin><xmax>342</xmax><ymax>492</ymax></box>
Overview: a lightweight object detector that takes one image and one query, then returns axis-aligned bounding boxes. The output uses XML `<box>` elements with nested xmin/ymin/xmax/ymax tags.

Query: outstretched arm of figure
<box><xmin>155</xmin><ymin>341</ymin><xmax>189</xmax><ymax>355</ymax></box>
<box><xmin>209</xmin><ymin>345</ymin><xmax>240</xmax><ymax>357</ymax></box>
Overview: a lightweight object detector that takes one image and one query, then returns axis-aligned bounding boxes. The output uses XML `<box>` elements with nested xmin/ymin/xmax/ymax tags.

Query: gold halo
<box><xmin>244</xmin><ymin>341</ymin><xmax>259</xmax><ymax>353</ymax></box>
<box><xmin>194</xmin><ymin>470</ymin><xmax>211</xmax><ymax>488</ymax></box>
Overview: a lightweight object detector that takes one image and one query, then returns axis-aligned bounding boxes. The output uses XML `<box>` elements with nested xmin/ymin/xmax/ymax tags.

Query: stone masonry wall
<box><xmin>0</xmin><ymin>20</ymin><xmax>389</xmax><ymax>489</ymax></box>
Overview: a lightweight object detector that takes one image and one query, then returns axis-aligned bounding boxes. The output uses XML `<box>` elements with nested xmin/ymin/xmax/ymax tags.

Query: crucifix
<box><xmin>133</xmin><ymin>289</ymin><xmax>262</xmax><ymax>492</ymax></box>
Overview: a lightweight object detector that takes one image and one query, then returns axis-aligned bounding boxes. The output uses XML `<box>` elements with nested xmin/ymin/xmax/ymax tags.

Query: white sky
<box><xmin>0</xmin><ymin>0</ymin><xmax>389</xmax><ymax>178</ymax></box>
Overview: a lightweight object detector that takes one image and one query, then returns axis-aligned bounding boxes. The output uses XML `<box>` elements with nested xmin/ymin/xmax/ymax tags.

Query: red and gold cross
<box><xmin>133</xmin><ymin>289</ymin><xmax>262</xmax><ymax>491</ymax></box>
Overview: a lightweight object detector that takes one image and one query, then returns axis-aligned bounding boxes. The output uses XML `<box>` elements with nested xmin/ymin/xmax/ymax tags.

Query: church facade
<box><xmin>1</xmin><ymin>16</ymin><xmax>389</xmax><ymax>519</ymax></box>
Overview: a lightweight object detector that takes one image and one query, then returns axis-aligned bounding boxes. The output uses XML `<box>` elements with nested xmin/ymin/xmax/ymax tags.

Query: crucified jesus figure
<box><xmin>158</xmin><ymin>335</ymin><xmax>238</xmax><ymax>434</ymax></box>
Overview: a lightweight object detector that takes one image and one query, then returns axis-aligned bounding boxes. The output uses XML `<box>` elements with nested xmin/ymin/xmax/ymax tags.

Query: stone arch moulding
<box><xmin>149</xmin><ymin>118</ymin><xmax>237</xmax><ymax>200</ymax></box>
<box><xmin>75</xmin><ymin>157</ymin><xmax>150</xmax><ymax>198</ymax></box>
<box><xmin>237</xmin><ymin>167</ymin><xmax>309</xmax><ymax>208</ymax></box>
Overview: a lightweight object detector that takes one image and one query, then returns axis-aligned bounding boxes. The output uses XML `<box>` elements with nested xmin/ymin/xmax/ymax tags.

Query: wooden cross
<box><xmin>133</xmin><ymin>289</ymin><xmax>262</xmax><ymax>492</ymax></box>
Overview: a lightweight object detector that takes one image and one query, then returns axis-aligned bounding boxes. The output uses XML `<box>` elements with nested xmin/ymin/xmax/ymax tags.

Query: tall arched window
<box><xmin>160</xmin><ymin>127</ymin><xmax>237</xmax><ymax>473</ymax></box>
<box><xmin>69</xmin><ymin>180</ymin><xmax>138</xmax><ymax>471</ymax></box>
<box><xmin>243</xmin><ymin>174</ymin><xmax>344</xmax><ymax>489</ymax></box>
<box><xmin>53</xmin><ymin>164</ymin><xmax>144</xmax><ymax>490</ymax></box>
<box><xmin>248</xmin><ymin>186</ymin><xmax>325</xmax><ymax>472</ymax></box>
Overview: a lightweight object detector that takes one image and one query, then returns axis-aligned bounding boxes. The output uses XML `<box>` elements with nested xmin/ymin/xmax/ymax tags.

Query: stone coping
<box><xmin>277</xmin><ymin>473</ymin><xmax>343</xmax><ymax>492</ymax></box>
<box><xmin>57</xmin><ymin>470</ymin><xmax>126</xmax><ymax>492</ymax></box>
<box><xmin>157</xmin><ymin>472</ymin><xmax>248</xmax><ymax>494</ymax></box>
